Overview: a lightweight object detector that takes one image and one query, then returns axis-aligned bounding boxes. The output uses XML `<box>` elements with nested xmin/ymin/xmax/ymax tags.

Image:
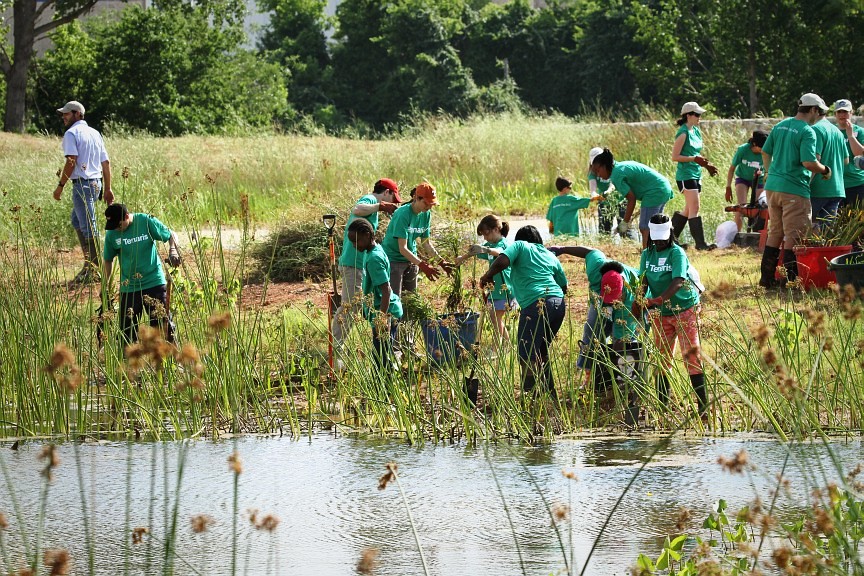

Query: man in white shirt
<box><xmin>53</xmin><ymin>101</ymin><xmax>113</xmax><ymax>285</ymax></box>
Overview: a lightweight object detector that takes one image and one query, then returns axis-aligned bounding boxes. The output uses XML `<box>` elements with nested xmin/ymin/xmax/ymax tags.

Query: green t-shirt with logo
<box><xmin>810</xmin><ymin>119</ymin><xmax>848</xmax><ymax>199</ymax></box>
<box><xmin>546</xmin><ymin>194</ymin><xmax>591</xmax><ymax>236</ymax></box>
<box><xmin>501</xmin><ymin>241</ymin><xmax>567</xmax><ymax>308</ymax></box>
<box><xmin>842</xmin><ymin>124</ymin><xmax>864</xmax><ymax>188</ymax></box>
<box><xmin>103</xmin><ymin>213</ymin><xmax>171</xmax><ymax>293</ymax></box>
<box><xmin>675</xmin><ymin>124</ymin><xmax>703</xmax><ymax>181</ymax></box>
<box><xmin>362</xmin><ymin>243</ymin><xmax>403</xmax><ymax>320</ymax></box>
<box><xmin>381</xmin><ymin>203</ymin><xmax>431</xmax><ymax>263</ymax></box>
<box><xmin>339</xmin><ymin>194</ymin><xmax>379</xmax><ymax>269</ymax></box>
<box><xmin>601</xmin><ymin>264</ymin><xmax>641</xmax><ymax>341</ymax></box>
<box><xmin>476</xmin><ymin>237</ymin><xmax>513</xmax><ymax>302</ymax></box>
<box><xmin>610</xmin><ymin>161</ymin><xmax>674</xmax><ymax>208</ymax></box>
<box><xmin>731</xmin><ymin>143</ymin><xmax>765</xmax><ymax>185</ymax></box>
<box><xmin>762</xmin><ymin>117</ymin><xmax>817</xmax><ymax>198</ymax></box>
<box><xmin>639</xmin><ymin>243</ymin><xmax>700</xmax><ymax>316</ymax></box>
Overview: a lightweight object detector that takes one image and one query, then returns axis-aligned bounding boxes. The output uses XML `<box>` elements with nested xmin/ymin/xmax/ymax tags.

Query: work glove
<box><xmin>617</xmin><ymin>220</ymin><xmax>629</xmax><ymax>235</ymax></box>
<box><xmin>168</xmin><ymin>247</ymin><xmax>181</xmax><ymax>267</ymax></box>
<box><xmin>468</xmin><ymin>244</ymin><xmax>486</xmax><ymax>256</ymax></box>
<box><xmin>821</xmin><ymin>165</ymin><xmax>832</xmax><ymax>180</ymax></box>
<box><xmin>693</xmin><ymin>156</ymin><xmax>710</xmax><ymax>168</ymax></box>
<box><xmin>478</xmin><ymin>274</ymin><xmax>494</xmax><ymax>289</ymax></box>
<box><xmin>378</xmin><ymin>201</ymin><xmax>398</xmax><ymax>215</ymax></box>
<box><xmin>418</xmin><ymin>261</ymin><xmax>441</xmax><ymax>282</ymax></box>
<box><xmin>705</xmin><ymin>163</ymin><xmax>719</xmax><ymax>177</ymax></box>
<box><xmin>439</xmin><ymin>260</ymin><xmax>456</xmax><ymax>277</ymax></box>
<box><xmin>725</xmin><ymin>185</ymin><xmax>733</xmax><ymax>203</ymax></box>
<box><xmin>547</xmin><ymin>245</ymin><xmax>564</xmax><ymax>256</ymax></box>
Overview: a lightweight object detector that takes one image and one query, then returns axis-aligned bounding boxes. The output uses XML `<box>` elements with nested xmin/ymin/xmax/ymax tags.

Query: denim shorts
<box><xmin>638</xmin><ymin>203</ymin><xmax>667</xmax><ymax>230</ymax></box>
<box><xmin>490</xmin><ymin>297</ymin><xmax>516</xmax><ymax>311</ymax></box>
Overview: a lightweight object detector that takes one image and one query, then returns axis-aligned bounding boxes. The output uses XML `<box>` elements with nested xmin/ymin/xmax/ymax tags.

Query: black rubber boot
<box><xmin>689</xmin><ymin>373</ymin><xmax>708</xmax><ymax>414</ymax></box>
<box><xmin>657</xmin><ymin>373</ymin><xmax>669</xmax><ymax>406</ymax></box>
<box><xmin>782</xmin><ymin>249</ymin><xmax>798</xmax><ymax>283</ymax></box>
<box><xmin>671</xmin><ymin>212</ymin><xmax>689</xmax><ymax>248</ymax></box>
<box><xmin>759</xmin><ymin>246</ymin><xmax>781</xmax><ymax>288</ymax></box>
<box><xmin>688</xmin><ymin>216</ymin><xmax>717</xmax><ymax>251</ymax></box>
<box><xmin>69</xmin><ymin>230</ymin><xmax>96</xmax><ymax>285</ymax></box>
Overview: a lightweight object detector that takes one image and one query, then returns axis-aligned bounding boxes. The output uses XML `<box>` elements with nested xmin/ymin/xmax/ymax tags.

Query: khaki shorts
<box><xmin>765</xmin><ymin>190</ymin><xmax>812</xmax><ymax>248</ymax></box>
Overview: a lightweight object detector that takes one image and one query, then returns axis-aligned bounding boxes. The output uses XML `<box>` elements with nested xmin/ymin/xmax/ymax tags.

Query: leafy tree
<box><xmin>1</xmin><ymin>0</ymin><xmax>104</xmax><ymax>132</ymax></box>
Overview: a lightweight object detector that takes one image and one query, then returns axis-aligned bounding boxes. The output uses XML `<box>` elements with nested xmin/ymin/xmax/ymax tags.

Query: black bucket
<box><xmin>828</xmin><ymin>251</ymin><xmax>864</xmax><ymax>290</ymax></box>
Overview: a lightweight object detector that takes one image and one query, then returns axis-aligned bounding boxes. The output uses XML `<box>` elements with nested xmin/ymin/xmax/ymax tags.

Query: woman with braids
<box><xmin>480</xmin><ymin>225</ymin><xmax>567</xmax><ymax>397</ymax></box>
<box><xmin>590</xmin><ymin>148</ymin><xmax>673</xmax><ymax>248</ymax></box>
<box><xmin>634</xmin><ymin>213</ymin><xmax>709</xmax><ymax>419</ymax></box>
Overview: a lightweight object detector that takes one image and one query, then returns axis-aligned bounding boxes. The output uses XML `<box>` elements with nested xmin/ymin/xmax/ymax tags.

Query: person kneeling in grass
<box><xmin>633</xmin><ymin>213</ymin><xmax>708</xmax><ymax>419</ymax></box>
<box><xmin>102</xmin><ymin>203</ymin><xmax>181</xmax><ymax>345</ymax></box>
<box><xmin>348</xmin><ymin>218</ymin><xmax>403</xmax><ymax>369</ymax></box>
<box><xmin>480</xmin><ymin>225</ymin><xmax>567</xmax><ymax>398</ymax></box>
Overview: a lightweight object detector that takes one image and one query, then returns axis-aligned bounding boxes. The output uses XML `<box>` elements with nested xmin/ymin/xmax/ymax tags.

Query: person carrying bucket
<box><xmin>332</xmin><ymin>178</ymin><xmax>402</xmax><ymax>352</ymax></box>
<box><xmin>454</xmin><ymin>214</ymin><xmax>515</xmax><ymax>348</ymax></box>
<box><xmin>480</xmin><ymin>225</ymin><xmax>567</xmax><ymax>398</ymax></box>
<box><xmin>346</xmin><ymin>218</ymin><xmax>403</xmax><ymax>370</ymax></box>
<box><xmin>633</xmin><ymin>213</ymin><xmax>708</xmax><ymax>421</ymax></box>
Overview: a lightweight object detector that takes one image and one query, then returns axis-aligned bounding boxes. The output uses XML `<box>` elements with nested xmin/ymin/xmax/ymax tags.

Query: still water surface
<box><xmin>1</xmin><ymin>434</ymin><xmax>861</xmax><ymax>575</ymax></box>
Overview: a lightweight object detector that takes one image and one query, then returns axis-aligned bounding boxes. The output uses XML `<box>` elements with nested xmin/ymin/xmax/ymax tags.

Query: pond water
<box><xmin>0</xmin><ymin>434</ymin><xmax>860</xmax><ymax>575</ymax></box>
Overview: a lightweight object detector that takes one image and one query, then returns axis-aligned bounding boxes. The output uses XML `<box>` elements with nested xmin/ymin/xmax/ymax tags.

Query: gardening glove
<box><xmin>468</xmin><ymin>244</ymin><xmax>486</xmax><ymax>256</ymax></box>
<box><xmin>725</xmin><ymin>185</ymin><xmax>733</xmax><ymax>203</ymax></box>
<box><xmin>439</xmin><ymin>260</ymin><xmax>456</xmax><ymax>277</ymax></box>
<box><xmin>168</xmin><ymin>232</ymin><xmax>182</xmax><ymax>267</ymax></box>
<box><xmin>378</xmin><ymin>201</ymin><xmax>398</xmax><ymax>215</ymax></box>
<box><xmin>617</xmin><ymin>220</ymin><xmax>629</xmax><ymax>235</ymax></box>
<box><xmin>705</xmin><ymin>162</ymin><xmax>719</xmax><ymax>177</ymax></box>
<box><xmin>693</xmin><ymin>155</ymin><xmax>710</xmax><ymax>168</ymax></box>
<box><xmin>821</xmin><ymin>165</ymin><xmax>832</xmax><ymax>180</ymax></box>
<box><xmin>478</xmin><ymin>274</ymin><xmax>494</xmax><ymax>289</ymax></box>
<box><xmin>418</xmin><ymin>261</ymin><xmax>441</xmax><ymax>282</ymax></box>
<box><xmin>547</xmin><ymin>245</ymin><xmax>565</xmax><ymax>256</ymax></box>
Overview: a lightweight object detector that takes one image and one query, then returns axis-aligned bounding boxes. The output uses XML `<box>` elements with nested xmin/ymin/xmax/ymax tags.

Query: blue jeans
<box><xmin>811</xmin><ymin>197</ymin><xmax>841</xmax><ymax>228</ymax></box>
<box><xmin>70</xmin><ymin>179</ymin><xmax>102</xmax><ymax>239</ymax></box>
<box><xmin>517</xmin><ymin>296</ymin><xmax>566</xmax><ymax>395</ymax></box>
<box><xmin>576</xmin><ymin>300</ymin><xmax>613</xmax><ymax>369</ymax></box>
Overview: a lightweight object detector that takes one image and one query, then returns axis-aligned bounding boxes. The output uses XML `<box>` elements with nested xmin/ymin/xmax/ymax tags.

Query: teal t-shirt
<box><xmin>762</xmin><ymin>116</ymin><xmax>818</xmax><ymax>198</ymax></box>
<box><xmin>674</xmin><ymin>124</ymin><xmax>703</xmax><ymax>181</ymax></box>
<box><xmin>610</xmin><ymin>161</ymin><xmax>673</xmax><ymax>208</ymax></box>
<box><xmin>810</xmin><ymin>119</ymin><xmax>848</xmax><ymax>199</ymax></box>
<box><xmin>546</xmin><ymin>194</ymin><xmax>591</xmax><ymax>236</ymax></box>
<box><xmin>842</xmin><ymin>124</ymin><xmax>864</xmax><ymax>188</ymax></box>
<box><xmin>475</xmin><ymin>237</ymin><xmax>513</xmax><ymax>302</ymax></box>
<box><xmin>501</xmin><ymin>241</ymin><xmax>566</xmax><ymax>308</ymax></box>
<box><xmin>731</xmin><ymin>143</ymin><xmax>765</xmax><ymax>185</ymax></box>
<box><xmin>639</xmin><ymin>243</ymin><xmax>700</xmax><ymax>316</ymax></box>
<box><xmin>339</xmin><ymin>194</ymin><xmax>379</xmax><ymax>268</ymax></box>
<box><xmin>381</xmin><ymin>203</ymin><xmax>431</xmax><ymax>263</ymax></box>
<box><xmin>362</xmin><ymin>243</ymin><xmax>403</xmax><ymax>319</ymax></box>
<box><xmin>584</xmin><ymin>249</ymin><xmax>609</xmax><ymax>296</ymax></box>
<box><xmin>103</xmin><ymin>213</ymin><xmax>171</xmax><ymax>293</ymax></box>
<box><xmin>601</xmin><ymin>264</ymin><xmax>641</xmax><ymax>341</ymax></box>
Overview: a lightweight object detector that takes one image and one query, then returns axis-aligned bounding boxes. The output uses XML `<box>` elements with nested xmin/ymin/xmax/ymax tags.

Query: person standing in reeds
<box><xmin>347</xmin><ymin>218</ymin><xmax>403</xmax><ymax>369</ymax></box>
<box><xmin>53</xmin><ymin>101</ymin><xmax>114</xmax><ymax>286</ymax></box>
<box><xmin>758</xmin><ymin>93</ymin><xmax>833</xmax><ymax>288</ymax></box>
<box><xmin>590</xmin><ymin>148</ymin><xmax>673</xmax><ymax>248</ymax></box>
<box><xmin>454</xmin><ymin>215</ymin><xmax>514</xmax><ymax>345</ymax></box>
<box><xmin>634</xmin><ymin>213</ymin><xmax>708</xmax><ymax>418</ymax></box>
<box><xmin>480</xmin><ymin>226</ymin><xmax>567</xmax><ymax>397</ymax></box>
<box><xmin>810</xmin><ymin>106</ymin><xmax>848</xmax><ymax>228</ymax></box>
<box><xmin>725</xmin><ymin>130</ymin><xmax>768</xmax><ymax>231</ymax></box>
<box><xmin>588</xmin><ymin>147</ymin><xmax>625</xmax><ymax>236</ymax></box>
<box><xmin>332</xmin><ymin>178</ymin><xmax>402</xmax><ymax>351</ymax></box>
<box><xmin>102</xmin><ymin>203</ymin><xmax>181</xmax><ymax>344</ymax></box>
<box><xmin>833</xmin><ymin>99</ymin><xmax>864</xmax><ymax>208</ymax></box>
<box><xmin>671</xmin><ymin>102</ymin><xmax>719</xmax><ymax>250</ymax></box>
<box><xmin>547</xmin><ymin>176</ymin><xmax>602</xmax><ymax>237</ymax></box>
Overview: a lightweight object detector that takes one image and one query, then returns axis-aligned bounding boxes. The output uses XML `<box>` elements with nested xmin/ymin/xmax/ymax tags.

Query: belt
<box><xmin>72</xmin><ymin>177</ymin><xmax>100</xmax><ymax>183</ymax></box>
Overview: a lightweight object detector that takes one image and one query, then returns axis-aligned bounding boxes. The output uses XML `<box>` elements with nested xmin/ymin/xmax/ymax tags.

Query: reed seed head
<box><xmin>674</xmin><ymin>507</ymin><xmax>692</xmax><ymax>531</ymax></box>
<box><xmin>356</xmin><ymin>547</ymin><xmax>380</xmax><ymax>574</ymax></box>
<box><xmin>227</xmin><ymin>451</ymin><xmax>243</xmax><ymax>475</ymax></box>
<box><xmin>378</xmin><ymin>462</ymin><xmax>397</xmax><ymax>491</ymax></box>
<box><xmin>43</xmin><ymin>549</ymin><xmax>70</xmax><ymax>575</ymax></box>
<box><xmin>717</xmin><ymin>449</ymin><xmax>750</xmax><ymax>474</ymax></box>
<box><xmin>752</xmin><ymin>324</ymin><xmax>770</xmax><ymax>348</ymax></box>
<box><xmin>208</xmin><ymin>311</ymin><xmax>232</xmax><ymax>332</ymax></box>
<box><xmin>191</xmin><ymin>514</ymin><xmax>215</xmax><ymax>533</ymax></box>
<box><xmin>561</xmin><ymin>468</ymin><xmax>578</xmax><ymax>481</ymax></box>
<box><xmin>132</xmin><ymin>527</ymin><xmax>149</xmax><ymax>544</ymax></box>
<box><xmin>39</xmin><ymin>444</ymin><xmax>60</xmax><ymax>480</ymax></box>
<box><xmin>551</xmin><ymin>503</ymin><xmax>569</xmax><ymax>523</ymax></box>
<box><xmin>0</xmin><ymin>511</ymin><xmax>8</xmax><ymax>530</ymax></box>
<box><xmin>255</xmin><ymin>514</ymin><xmax>280</xmax><ymax>532</ymax></box>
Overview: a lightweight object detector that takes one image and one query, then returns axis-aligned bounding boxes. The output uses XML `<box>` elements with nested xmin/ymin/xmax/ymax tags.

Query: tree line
<box><xmin>5</xmin><ymin>0</ymin><xmax>864</xmax><ymax>136</ymax></box>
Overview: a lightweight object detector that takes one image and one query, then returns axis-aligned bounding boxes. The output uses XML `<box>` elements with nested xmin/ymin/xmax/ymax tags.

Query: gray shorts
<box><xmin>639</xmin><ymin>203</ymin><xmax>667</xmax><ymax>230</ymax></box>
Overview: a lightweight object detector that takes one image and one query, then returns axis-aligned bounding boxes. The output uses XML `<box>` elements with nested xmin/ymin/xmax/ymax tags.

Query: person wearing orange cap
<box><xmin>381</xmin><ymin>182</ymin><xmax>454</xmax><ymax>297</ymax></box>
<box><xmin>332</xmin><ymin>178</ymin><xmax>402</xmax><ymax>350</ymax></box>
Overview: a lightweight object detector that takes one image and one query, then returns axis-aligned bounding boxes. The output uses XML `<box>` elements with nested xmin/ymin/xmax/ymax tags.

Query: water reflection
<box><xmin>0</xmin><ymin>435</ymin><xmax>860</xmax><ymax>575</ymax></box>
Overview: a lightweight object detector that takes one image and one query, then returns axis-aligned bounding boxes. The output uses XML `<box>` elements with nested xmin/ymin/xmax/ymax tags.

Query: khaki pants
<box><xmin>331</xmin><ymin>265</ymin><xmax>364</xmax><ymax>345</ymax></box>
<box><xmin>765</xmin><ymin>190</ymin><xmax>812</xmax><ymax>248</ymax></box>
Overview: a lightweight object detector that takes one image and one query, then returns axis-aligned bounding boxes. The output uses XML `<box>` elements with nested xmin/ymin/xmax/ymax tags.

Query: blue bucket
<box><xmin>421</xmin><ymin>312</ymin><xmax>479</xmax><ymax>365</ymax></box>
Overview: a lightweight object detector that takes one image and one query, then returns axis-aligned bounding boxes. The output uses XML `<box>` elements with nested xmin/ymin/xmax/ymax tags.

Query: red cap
<box><xmin>414</xmin><ymin>182</ymin><xmax>438</xmax><ymax>206</ymax></box>
<box><xmin>600</xmin><ymin>270</ymin><xmax>624</xmax><ymax>304</ymax></box>
<box><xmin>376</xmin><ymin>178</ymin><xmax>402</xmax><ymax>203</ymax></box>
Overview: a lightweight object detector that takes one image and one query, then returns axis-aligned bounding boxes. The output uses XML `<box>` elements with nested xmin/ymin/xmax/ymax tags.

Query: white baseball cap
<box><xmin>798</xmin><ymin>93</ymin><xmax>828</xmax><ymax>112</ymax></box>
<box><xmin>834</xmin><ymin>99</ymin><xmax>854</xmax><ymax>112</ymax></box>
<box><xmin>588</xmin><ymin>147</ymin><xmax>604</xmax><ymax>167</ymax></box>
<box><xmin>680</xmin><ymin>102</ymin><xmax>706</xmax><ymax>115</ymax></box>
<box><xmin>57</xmin><ymin>101</ymin><xmax>85</xmax><ymax>115</ymax></box>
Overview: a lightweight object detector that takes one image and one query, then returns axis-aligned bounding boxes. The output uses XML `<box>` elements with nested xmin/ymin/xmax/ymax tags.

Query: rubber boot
<box><xmin>657</xmin><ymin>373</ymin><xmax>669</xmax><ymax>406</ymax></box>
<box><xmin>689</xmin><ymin>373</ymin><xmax>708</xmax><ymax>415</ymax></box>
<box><xmin>68</xmin><ymin>230</ymin><xmax>92</xmax><ymax>286</ymax></box>
<box><xmin>782</xmin><ymin>249</ymin><xmax>798</xmax><ymax>284</ymax></box>
<box><xmin>671</xmin><ymin>212</ymin><xmax>689</xmax><ymax>249</ymax></box>
<box><xmin>759</xmin><ymin>246</ymin><xmax>781</xmax><ymax>288</ymax></box>
<box><xmin>688</xmin><ymin>216</ymin><xmax>716</xmax><ymax>251</ymax></box>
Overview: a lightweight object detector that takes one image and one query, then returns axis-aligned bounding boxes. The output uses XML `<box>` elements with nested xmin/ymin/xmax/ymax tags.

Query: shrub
<box><xmin>251</xmin><ymin>221</ymin><xmax>335</xmax><ymax>282</ymax></box>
